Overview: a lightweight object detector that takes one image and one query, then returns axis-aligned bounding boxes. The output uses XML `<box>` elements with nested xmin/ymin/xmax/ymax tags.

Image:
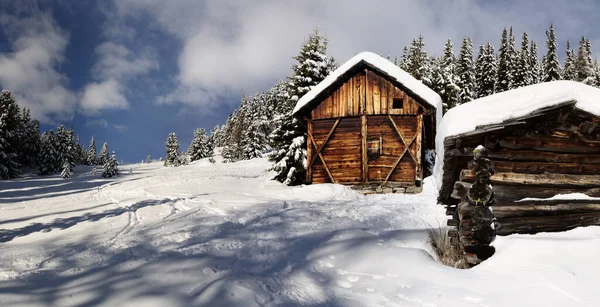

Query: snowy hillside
<box><xmin>0</xmin><ymin>157</ymin><xmax>599</xmax><ymax>306</ymax></box>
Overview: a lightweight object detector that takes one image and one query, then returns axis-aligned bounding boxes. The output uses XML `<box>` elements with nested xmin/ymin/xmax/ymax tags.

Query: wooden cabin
<box><xmin>293</xmin><ymin>52</ymin><xmax>442</xmax><ymax>193</ymax></box>
<box><xmin>437</xmin><ymin>81</ymin><xmax>600</xmax><ymax>238</ymax></box>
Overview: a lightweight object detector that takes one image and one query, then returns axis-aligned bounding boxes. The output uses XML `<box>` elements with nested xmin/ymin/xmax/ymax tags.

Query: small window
<box><xmin>392</xmin><ymin>98</ymin><xmax>403</xmax><ymax>109</ymax></box>
<box><xmin>367</xmin><ymin>137</ymin><xmax>382</xmax><ymax>159</ymax></box>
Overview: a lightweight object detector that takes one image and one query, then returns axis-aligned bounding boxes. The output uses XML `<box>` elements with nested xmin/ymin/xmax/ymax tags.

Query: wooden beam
<box><xmin>492</xmin><ymin>185</ymin><xmax>600</xmax><ymax>202</ymax></box>
<box><xmin>306</xmin><ymin>119</ymin><xmax>313</xmax><ymax>183</ymax></box>
<box><xmin>415</xmin><ymin>115</ymin><xmax>423</xmax><ymax>182</ymax></box>
<box><xmin>500</xmin><ymin>136</ymin><xmax>600</xmax><ymax>154</ymax></box>
<box><xmin>460</xmin><ymin>170</ymin><xmax>600</xmax><ymax>188</ymax></box>
<box><xmin>307</xmin><ymin>132</ymin><xmax>336</xmax><ymax>183</ymax></box>
<box><xmin>450</xmin><ymin>148</ymin><xmax>600</xmax><ymax>164</ymax></box>
<box><xmin>361</xmin><ymin>114</ymin><xmax>368</xmax><ymax>183</ymax></box>
<box><xmin>308</xmin><ymin>118</ymin><xmax>341</xmax><ymax>169</ymax></box>
<box><xmin>492</xmin><ymin>160</ymin><xmax>600</xmax><ymax>175</ymax></box>
<box><xmin>495</xmin><ymin>212</ymin><xmax>600</xmax><ymax>235</ymax></box>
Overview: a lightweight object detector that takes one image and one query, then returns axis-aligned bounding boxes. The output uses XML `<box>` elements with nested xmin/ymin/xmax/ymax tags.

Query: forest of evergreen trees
<box><xmin>0</xmin><ymin>89</ymin><xmax>117</xmax><ymax>180</ymax></box>
<box><xmin>187</xmin><ymin>24</ymin><xmax>600</xmax><ymax>186</ymax></box>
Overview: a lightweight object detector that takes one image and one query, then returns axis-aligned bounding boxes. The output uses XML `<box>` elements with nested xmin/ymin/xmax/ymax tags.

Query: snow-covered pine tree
<box><xmin>102</xmin><ymin>151</ymin><xmax>119</xmax><ymax>178</ymax></box>
<box><xmin>542</xmin><ymin>24</ymin><xmax>561</xmax><ymax>82</ymax></box>
<box><xmin>475</xmin><ymin>43</ymin><xmax>497</xmax><ymax>98</ymax></box>
<box><xmin>0</xmin><ymin>90</ymin><xmax>20</xmax><ymax>179</ymax></box>
<box><xmin>562</xmin><ymin>41</ymin><xmax>576</xmax><ymax>81</ymax></box>
<box><xmin>406</xmin><ymin>35</ymin><xmax>430</xmax><ymax>82</ymax></box>
<box><xmin>60</xmin><ymin>159</ymin><xmax>71</xmax><ymax>179</ymax></box>
<box><xmin>99</xmin><ymin>142</ymin><xmax>110</xmax><ymax>165</ymax></box>
<box><xmin>575</xmin><ymin>36</ymin><xmax>594</xmax><ymax>84</ymax></box>
<box><xmin>507</xmin><ymin>27</ymin><xmax>518</xmax><ymax>89</ymax></box>
<box><xmin>592</xmin><ymin>60</ymin><xmax>600</xmax><ymax>87</ymax></box>
<box><xmin>496</xmin><ymin>28</ymin><xmax>511</xmax><ymax>93</ymax></box>
<box><xmin>38</xmin><ymin>131</ymin><xmax>58</xmax><ymax>175</ymax></box>
<box><xmin>145</xmin><ymin>155</ymin><xmax>152</xmax><ymax>163</ymax></box>
<box><xmin>241</xmin><ymin>93</ymin><xmax>271</xmax><ymax>159</ymax></box>
<box><xmin>164</xmin><ymin>132</ymin><xmax>181</xmax><ymax>166</ymax></box>
<box><xmin>529</xmin><ymin>41</ymin><xmax>543</xmax><ymax>84</ymax></box>
<box><xmin>398</xmin><ymin>46</ymin><xmax>410</xmax><ymax>71</ymax></box>
<box><xmin>269</xmin><ymin>29</ymin><xmax>335</xmax><ymax>185</ymax></box>
<box><xmin>188</xmin><ymin>128</ymin><xmax>212</xmax><ymax>162</ymax></box>
<box><xmin>430</xmin><ymin>39</ymin><xmax>460</xmax><ymax>112</ymax></box>
<box><xmin>19</xmin><ymin>108</ymin><xmax>41</xmax><ymax>167</ymax></box>
<box><xmin>87</xmin><ymin>136</ymin><xmax>98</xmax><ymax>165</ymax></box>
<box><xmin>513</xmin><ymin>32</ymin><xmax>532</xmax><ymax>89</ymax></box>
<box><xmin>457</xmin><ymin>37</ymin><xmax>475</xmax><ymax>104</ymax></box>
<box><xmin>56</xmin><ymin>125</ymin><xmax>74</xmax><ymax>171</ymax></box>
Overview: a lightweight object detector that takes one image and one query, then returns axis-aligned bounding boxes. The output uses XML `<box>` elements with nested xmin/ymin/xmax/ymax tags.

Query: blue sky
<box><xmin>0</xmin><ymin>0</ymin><xmax>599</xmax><ymax>163</ymax></box>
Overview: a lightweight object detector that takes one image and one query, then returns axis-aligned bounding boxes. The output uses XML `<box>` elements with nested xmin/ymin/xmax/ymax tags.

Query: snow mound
<box><xmin>434</xmin><ymin>80</ymin><xmax>600</xmax><ymax>190</ymax></box>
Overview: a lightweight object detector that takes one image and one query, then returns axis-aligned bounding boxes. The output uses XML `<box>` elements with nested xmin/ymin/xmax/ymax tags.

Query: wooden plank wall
<box><xmin>311</xmin><ymin>68</ymin><xmax>428</xmax><ymax>120</ymax></box>
<box><xmin>447</xmin><ymin>131</ymin><xmax>600</xmax><ymax>235</ymax></box>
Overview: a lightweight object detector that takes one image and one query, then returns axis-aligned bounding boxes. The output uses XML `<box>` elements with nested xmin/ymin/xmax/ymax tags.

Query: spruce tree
<box><xmin>496</xmin><ymin>28</ymin><xmax>511</xmax><ymax>92</ymax></box>
<box><xmin>562</xmin><ymin>41</ymin><xmax>576</xmax><ymax>81</ymax></box>
<box><xmin>145</xmin><ymin>155</ymin><xmax>152</xmax><ymax>163</ymax></box>
<box><xmin>19</xmin><ymin>108</ymin><xmax>41</xmax><ymax>167</ymax></box>
<box><xmin>102</xmin><ymin>152</ymin><xmax>119</xmax><ymax>178</ymax></box>
<box><xmin>164</xmin><ymin>132</ymin><xmax>181</xmax><ymax>166</ymax></box>
<box><xmin>513</xmin><ymin>32</ymin><xmax>532</xmax><ymax>88</ymax></box>
<box><xmin>56</xmin><ymin>125</ymin><xmax>74</xmax><ymax>171</ymax></box>
<box><xmin>38</xmin><ymin>131</ymin><xmax>58</xmax><ymax>175</ymax></box>
<box><xmin>575</xmin><ymin>36</ymin><xmax>594</xmax><ymax>84</ymax></box>
<box><xmin>457</xmin><ymin>37</ymin><xmax>475</xmax><ymax>104</ymax></box>
<box><xmin>529</xmin><ymin>41</ymin><xmax>543</xmax><ymax>84</ymax></box>
<box><xmin>431</xmin><ymin>39</ymin><xmax>460</xmax><ymax>112</ymax></box>
<box><xmin>542</xmin><ymin>24</ymin><xmax>561</xmax><ymax>82</ymax></box>
<box><xmin>60</xmin><ymin>159</ymin><xmax>71</xmax><ymax>179</ymax></box>
<box><xmin>99</xmin><ymin>142</ymin><xmax>110</xmax><ymax>165</ymax></box>
<box><xmin>0</xmin><ymin>90</ymin><xmax>20</xmax><ymax>179</ymax></box>
<box><xmin>406</xmin><ymin>35</ymin><xmax>430</xmax><ymax>82</ymax></box>
<box><xmin>507</xmin><ymin>27</ymin><xmax>518</xmax><ymax>89</ymax></box>
<box><xmin>87</xmin><ymin>136</ymin><xmax>97</xmax><ymax>165</ymax></box>
<box><xmin>188</xmin><ymin>128</ymin><xmax>212</xmax><ymax>162</ymax></box>
<box><xmin>269</xmin><ymin>29</ymin><xmax>335</xmax><ymax>185</ymax></box>
<box><xmin>475</xmin><ymin>43</ymin><xmax>497</xmax><ymax>98</ymax></box>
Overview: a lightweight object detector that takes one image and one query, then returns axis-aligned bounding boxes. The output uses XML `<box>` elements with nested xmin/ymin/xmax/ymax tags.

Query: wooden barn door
<box><xmin>365</xmin><ymin>115</ymin><xmax>422</xmax><ymax>183</ymax></box>
<box><xmin>308</xmin><ymin>117</ymin><xmax>363</xmax><ymax>184</ymax></box>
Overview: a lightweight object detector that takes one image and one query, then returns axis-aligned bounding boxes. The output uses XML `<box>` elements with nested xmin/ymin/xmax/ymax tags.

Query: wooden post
<box><xmin>361</xmin><ymin>115</ymin><xmax>368</xmax><ymax>183</ymax></box>
<box><xmin>306</xmin><ymin>118</ymin><xmax>313</xmax><ymax>184</ymax></box>
<box><xmin>415</xmin><ymin>115</ymin><xmax>423</xmax><ymax>184</ymax></box>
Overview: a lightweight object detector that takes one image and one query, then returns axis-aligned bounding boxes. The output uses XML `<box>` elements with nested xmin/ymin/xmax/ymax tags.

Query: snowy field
<box><xmin>0</xmin><ymin>156</ymin><xmax>599</xmax><ymax>307</ymax></box>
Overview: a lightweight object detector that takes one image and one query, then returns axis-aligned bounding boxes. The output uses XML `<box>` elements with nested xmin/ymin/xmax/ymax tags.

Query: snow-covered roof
<box><xmin>433</xmin><ymin>80</ymin><xmax>600</xmax><ymax>191</ymax></box>
<box><xmin>292</xmin><ymin>51</ymin><xmax>443</xmax><ymax>119</ymax></box>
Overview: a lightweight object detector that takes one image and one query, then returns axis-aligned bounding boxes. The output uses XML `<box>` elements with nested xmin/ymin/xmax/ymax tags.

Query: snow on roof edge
<box><xmin>432</xmin><ymin>80</ymin><xmax>600</xmax><ymax>194</ymax></box>
<box><xmin>292</xmin><ymin>52</ymin><xmax>443</xmax><ymax>117</ymax></box>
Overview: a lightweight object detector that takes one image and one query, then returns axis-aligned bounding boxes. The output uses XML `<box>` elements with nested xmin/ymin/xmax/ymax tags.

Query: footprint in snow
<box><xmin>336</xmin><ymin>280</ymin><xmax>353</xmax><ymax>289</ymax></box>
<box><xmin>347</xmin><ymin>276</ymin><xmax>360</xmax><ymax>282</ymax></box>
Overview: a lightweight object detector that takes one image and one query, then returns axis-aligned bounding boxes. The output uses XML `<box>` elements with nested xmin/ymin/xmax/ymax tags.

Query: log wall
<box><xmin>442</xmin><ymin>108</ymin><xmax>600</xmax><ymax>235</ymax></box>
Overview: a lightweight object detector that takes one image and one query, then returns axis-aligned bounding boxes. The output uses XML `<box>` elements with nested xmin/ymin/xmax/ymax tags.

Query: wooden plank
<box><xmin>500</xmin><ymin>136</ymin><xmax>600</xmax><ymax>154</ymax></box>
<box><xmin>493</xmin><ymin>160</ymin><xmax>600</xmax><ymax>175</ymax></box>
<box><xmin>348</xmin><ymin>77</ymin><xmax>354</xmax><ymax>116</ymax></box>
<box><xmin>388</xmin><ymin>115</ymin><xmax>418</xmax><ymax>163</ymax></box>
<box><xmin>495</xmin><ymin>212</ymin><xmax>600</xmax><ymax>235</ymax></box>
<box><xmin>451</xmin><ymin>148</ymin><xmax>600</xmax><ymax>164</ymax></box>
<box><xmin>415</xmin><ymin>115</ymin><xmax>423</xmax><ymax>182</ymax></box>
<box><xmin>381</xmin><ymin>80</ymin><xmax>388</xmax><ymax>114</ymax></box>
<box><xmin>373</xmin><ymin>75</ymin><xmax>381</xmax><ymax>115</ymax></box>
<box><xmin>492</xmin><ymin>185</ymin><xmax>600</xmax><ymax>202</ymax></box>
<box><xmin>366</xmin><ymin>70</ymin><xmax>374</xmax><ymax>115</ymax></box>
<box><xmin>353</xmin><ymin>75</ymin><xmax>360</xmax><ymax>115</ymax></box>
<box><xmin>492</xmin><ymin>201</ymin><xmax>600</xmax><ymax>219</ymax></box>
<box><xmin>460</xmin><ymin>170</ymin><xmax>600</xmax><ymax>188</ymax></box>
<box><xmin>384</xmin><ymin>128</ymin><xmax>418</xmax><ymax>184</ymax></box>
<box><xmin>307</xmin><ymin>119</ymin><xmax>313</xmax><ymax>183</ymax></box>
<box><xmin>362</xmin><ymin>115</ymin><xmax>368</xmax><ymax>182</ymax></box>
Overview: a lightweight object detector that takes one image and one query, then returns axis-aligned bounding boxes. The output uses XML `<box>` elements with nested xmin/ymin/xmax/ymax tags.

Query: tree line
<box><xmin>0</xmin><ymin>89</ymin><xmax>118</xmax><ymax>180</ymax></box>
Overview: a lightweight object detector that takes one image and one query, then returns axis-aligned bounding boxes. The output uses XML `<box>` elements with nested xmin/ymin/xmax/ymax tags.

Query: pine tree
<box><xmin>575</xmin><ymin>36</ymin><xmax>594</xmax><ymax>84</ymax></box>
<box><xmin>431</xmin><ymin>39</ymin><xmax>460</xmax><ymax>112</ymax></box>
<box><xmin>542</xmin><ymin>24</ymin><xmax>561</xmax><ymax>82</ymax></box>
<box><xmin>60</xmin><ymin>159</ymin><xmax>71</xmax><ymax>179</ymax></box>
<box><xmin>562</xmin><ymin>41</ymin><xmax>576</xmax><ymax>81</ymax></box>
<box><xmin>457</xmin><ymin>37</ymin><xmax>475</xmax><ymax>104</ymax></box>
<box><xmin>164</xmin><ymin>132</ymin><xmax>181</xmax><ymax>166</ymax></box>
<box><xmin>56</xmin><ymin>125</ymin><xmax>74</xmax><ymax>171</ymax></box>
<box><xmin>19</xmin><ymin>108</ymin><xmax>41</xmax><ymax>167</ymax></box>
<box><xmin>475</xmin><ymin>43</ymin><xmax>497</xmax><ymax>98</ymax></box>
<box><xmin>99</xmin><ymin>142</ymin><xmax>110</xmax><ymax>165</ymax></box>
<box><xmin>406</xmin><ymin>35</ymin><xmax>430</xmax><ymax>82</ymax></box>
<box><xmin>398</xmin><ymin>46</ymin><xmax>410</xmax><ymax>71</ymax></box>
<box><xmin>38</xmin><ymin>131</ymin><xmax>58</xmax><ymax>175</ymax></box>
<box><xmin>88</xmin><ymin>136</ymin><xmax>98</xmax><ymax>165</ymax></box>
<box><xmin>0</xmin><ymin>90</ymin><xmax>20</xmax><ymax>179</ymax></box>
<box><xmin>269</xmin><ymin>29</ymin><xmax>335</xmax><ymax>185</ymax></box>
<box><xmin>188</xmin><ymin>128</ymin><xmax>212</xmax><ymax>162</ymax></box>
<box><xmin>496</xmin><ymin>28</ymin><xmax>512</xmax><ymax>92</ymax></box>
<box><xmin>145</xmin><ymin>155</ymin><xmax>152</xmax><ymax>163</ymax></box>
<box><xmin>529</xmin><ymin>41</ymin><xmax>543</xmax><ymax>84</ymax></box>
<box><xmin>513</xmin><ymin>32</ymin><xmax>532</xmax><ymax>88</ymax></box>
<box><xmin>102</xmin><ymin>151</ymin><xmax>119</xmax><ymax>178</ymax></box>
<box><xmin>507</xmin><ymin>27</ymin><xmax>518</xmax><ymax>89</ymax></box>
<box><xmin>592</xmin><ymin>60</ymin><xmax>600</xmax><ymax>87</ymax></box>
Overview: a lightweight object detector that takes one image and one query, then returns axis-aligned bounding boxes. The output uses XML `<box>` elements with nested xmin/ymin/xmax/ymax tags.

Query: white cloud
<box><xmin>113</xmin><ymin>124</ymin><xmax>129</xmax><ymax>132</ymax></box>
<box><xmin>114</xmin><ymin>0</ymin><xmax>597</xmax><ymax>108</ymax></box>
<box><xmin>80</xmin><ymin>79</ymin><xmax>128</xmax><ymax>115</ymax></box>
<box><xmin>85</xmin><ymin>118</ymin><xmax>109</xmax><ymax>128</ymax></box>
<box><xmin>0</xmin><ymin>12</ymin><xmax>76</xmax><ymax>122</ymax></box>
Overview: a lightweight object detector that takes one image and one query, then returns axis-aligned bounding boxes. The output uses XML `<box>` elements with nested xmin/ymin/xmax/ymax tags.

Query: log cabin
<box><xmin>292</xmin><ymin>52</ymin><xmax>442</xmax><ymax>194</ymax></box>
<box><xmin>435</xmin><ymin>80</ymin><xmax>600</xmax><ymax>241</ymax></box>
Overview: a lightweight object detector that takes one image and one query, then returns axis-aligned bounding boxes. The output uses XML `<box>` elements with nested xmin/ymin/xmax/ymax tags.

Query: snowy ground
<box><xmin>0</xmin><ymin>156</ymin><xmax>599</xmax><ymax>307</ymax></box>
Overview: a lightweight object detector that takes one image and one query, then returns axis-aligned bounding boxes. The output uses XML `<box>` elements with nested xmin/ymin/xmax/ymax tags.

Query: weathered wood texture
<box><xmin>440</xmin><ymin>105</ymin><xmax>600</xmax><ymax>236</ymax></box>
<box><xmin>310</xmin><ymin>68</ymin><xmax>429</xmax><ymax>120</ymax></box>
